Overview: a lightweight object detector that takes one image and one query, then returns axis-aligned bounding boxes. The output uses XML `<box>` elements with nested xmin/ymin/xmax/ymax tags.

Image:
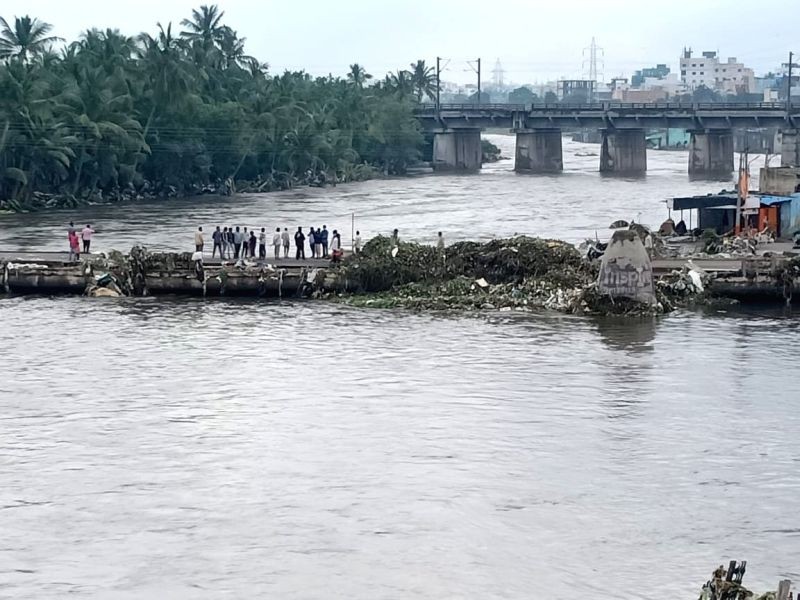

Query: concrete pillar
<box><xmin>688</xmin><ymin>129</ymin><xmax>734</xmax><ymax>178</ymax></box>
<box><xmin>514</xmin><ymin>128</ymin><xmax>563</xmax><ymax>173</ymax></box>
<box><xmin>600</xmin><ymin>129</ymin><xmax>647</xmax><ymax>175</ymax></box>
<box><xmin>432</xmin><ymin>129</ymin><xmax>482</xmax><ymax>172</ymax></box>
<box><xmin>781</xmin><ymin>129</ymin><xmax>800</xmax><ymax>167</ymax></box>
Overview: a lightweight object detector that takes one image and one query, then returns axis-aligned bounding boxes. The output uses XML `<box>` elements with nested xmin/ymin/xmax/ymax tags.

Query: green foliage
<box><xmin>341</xmin><ymin>235</ymin><xmax>588</xmax><ymax>292</ymax></box>
<box><xmin>0</xmin><ymin>6</ymin><xmax>426</xmax><ymax>210</ymax></box>
<box><xmin>508</xmin><ymin>86</ymin><xmax>537</xmax><ymax>104</ymax></box>
<box><xmin>481</xmin><ymin>139</ymin><xmax>501</xmax><ymax>163</ymax></box>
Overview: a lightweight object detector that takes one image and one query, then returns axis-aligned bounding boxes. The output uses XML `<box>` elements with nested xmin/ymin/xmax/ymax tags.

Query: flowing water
<box><xmin>1</xmin><ymin>137</ymin><xmax>798</xmax><ymax>599</ymax></box>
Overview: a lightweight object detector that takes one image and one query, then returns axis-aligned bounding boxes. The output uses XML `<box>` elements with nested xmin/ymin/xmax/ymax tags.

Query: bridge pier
<box><xmin>514</xmin><ymin>129</ymin><xmax>563</xmax><ymax>173</ymax></box>
<box><xmin>600</xmin><ymin>129</ymin><xmax>647</xmax><ymax>175</ymax></box>
<box><xmin>781</xmin><ymin>129</ymin><xmax>800</xmax><ymax>167</ymax></box>
<box><xmin>688</xmin><ymin>129</ymin><xmax>734</xmax><ymax>179</ymax></box>
<box><xmin>432</xmin><ymin>128</ymin><xmax>482</xmax><ymax>172</ymax></box>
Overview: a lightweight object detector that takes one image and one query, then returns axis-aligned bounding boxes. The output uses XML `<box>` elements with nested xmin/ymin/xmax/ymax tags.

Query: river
<box><xmin>1</xmin><ymin>137</ymin><xmax>798</xmax><ymax>599</ymax></box>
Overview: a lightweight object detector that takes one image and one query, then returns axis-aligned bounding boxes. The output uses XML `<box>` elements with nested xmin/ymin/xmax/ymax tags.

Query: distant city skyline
<box><xmin>4</xmin><ymin>0</ymin><xmax>797</xmax><ymax>85</ymax></box>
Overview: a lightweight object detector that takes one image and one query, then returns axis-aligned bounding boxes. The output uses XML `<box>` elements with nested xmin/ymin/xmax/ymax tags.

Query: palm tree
<box><xmin>347</xmin><ymin>63</ymin><xmax>372</xmax><ymax>87</ymax></box>
<box><xmin>0</xmin><ymin>16</ymin><xmax>63</xmax><ymax>62</ymax></box>
<box><xmin>58</xmin><ymin>63</ymin><xmax>145</xmax><ymax>192</ymax></box>
<box><xmin>217</xmin><ymin>25</ymin><xmax>255</xmax><ymax>68</ymax></box>
<box><xmin>409</xmin><ymin>59</ymin><xmax>436</xmax><ymax>102</ymax></box>
<box><xmin>0</xmin><ymin>10</ymin><xmax>428</xmax><ymax>210</ymax></box>
<box><xmin>137</xmin><ymin>23</ymin><xmax>192</xmax><ymax>134</ymax></box>
<box><xmin>385</xmin><ymin>70</ymin><xmax>414</xmax><ymax>98</ymax></box>
<box><xmin>180</xmin><ymin>5</ymin><xmax>225</xmax><ymax>50</ymax></box>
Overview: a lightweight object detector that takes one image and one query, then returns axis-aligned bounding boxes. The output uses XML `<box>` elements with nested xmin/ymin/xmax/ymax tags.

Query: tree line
<box><xmin>0</xmin><ymin>6</ymin><xmax>439</xmax><ymax>211</ymax></box>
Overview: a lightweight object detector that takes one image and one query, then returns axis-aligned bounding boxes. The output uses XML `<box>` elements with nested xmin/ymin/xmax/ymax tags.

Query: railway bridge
<box><xmin>413</xmin><ymin>102</ymin><xmax>800</xmax><ymax>176</ymax></box>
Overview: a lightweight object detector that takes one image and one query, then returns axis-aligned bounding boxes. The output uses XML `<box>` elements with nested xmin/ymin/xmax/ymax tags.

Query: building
<box><xmin>559</xmin><ymin>79</ymin><xmax>596</xmax><ymax>102</ymax></box>
<box><xmin>631</xmin><ymin>64</ymin><xmax>670</xmax><ymax>88</ymax></box>
<box><xmin>679</xmin><ymin>49</ymin><xmax>755</xmax><ymax>93</ymax></box>
<box><xmin>775</xmin><ymin>62</ymin><xmax>800</xmax><ymax>101</ymax></box>
<box><xmin>611</xmin><ymin>73</ymin><xmax>686</xmax><ymax>102</ymax></box>
<box><xmin>613</xmin><ymin>87</ymin><xmax>670</xmax><ymax>103</ymax></box>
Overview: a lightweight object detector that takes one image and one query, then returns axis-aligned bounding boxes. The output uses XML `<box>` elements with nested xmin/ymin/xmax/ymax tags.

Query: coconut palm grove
<box><xmin>0</xmin><ymin>6</ymin><xmax>440</xmax><ymax>211</ymax></box>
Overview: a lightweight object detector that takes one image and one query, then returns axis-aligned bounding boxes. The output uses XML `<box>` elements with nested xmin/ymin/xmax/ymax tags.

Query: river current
<box><xmin>1</xmin><ymin>136</ymin><xmax>798</xmax><ymax>599</ymax></box>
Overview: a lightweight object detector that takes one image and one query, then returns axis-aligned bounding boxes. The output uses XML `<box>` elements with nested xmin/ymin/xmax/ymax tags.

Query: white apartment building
<box><xmin>641</xmin><ymin>72</ymin><xmax>688</xmax><ymax>96</ymax></box>
<box><xmin>680</xmin><ymin>49</ymin><xmax>755</xmax><ymax>93</ymax></box>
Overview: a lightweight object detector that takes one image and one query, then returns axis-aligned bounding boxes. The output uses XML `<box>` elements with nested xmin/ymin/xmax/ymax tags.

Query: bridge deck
<box><xmin>415</xmin><ymin>102</ymin><xmax>800</xmax><ymax>130</ymax></box>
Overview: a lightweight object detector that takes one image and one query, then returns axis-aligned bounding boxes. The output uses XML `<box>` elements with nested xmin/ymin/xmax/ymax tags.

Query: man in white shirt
<box><xmin>258</xmin><ymin>228</ymin><xmax>267</xmax><ymax>259</ymax></box>
<box><xmin>281</xmin><ymin>228</ymin><xmax>290</xmax><ymax>258</ymax></box>
<box><xmin>195</xmin><ymin>227</ymin><xmax>204</xmax><ymax>252</ymax></box>
<box><xmin>81</xmin><ymin>224</ymin><xmax>95</xmax><ymax>253</ymax></box>
<box><xmin>272</xmin><ymin>228</ymin><xmax>282</xmax><ymax>259</ymax></box>
<box><xmin>233</xmin><ymin>226</ymin><xmax>243</xmax><ymax>258</ymax></box>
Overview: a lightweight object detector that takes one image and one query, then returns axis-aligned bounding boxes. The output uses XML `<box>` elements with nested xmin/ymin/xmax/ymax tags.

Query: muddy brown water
<box><xmin>1</xmin><ymin>137</ymin><xmax>798</xmax><ymax>599</ymax></box>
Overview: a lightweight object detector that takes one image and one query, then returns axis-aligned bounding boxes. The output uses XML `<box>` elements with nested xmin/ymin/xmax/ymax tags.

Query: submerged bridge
<box><xmin>414</xmin><ymin>102</ymin><xmax>800</xmax><ymax>176</ymax></box>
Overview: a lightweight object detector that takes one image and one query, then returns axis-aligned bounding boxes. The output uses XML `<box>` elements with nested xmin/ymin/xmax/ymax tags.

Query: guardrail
<box><xmin>416</xmin><ymin>102</ymin><xmax>800</xmax><ymax>113</ymax></box>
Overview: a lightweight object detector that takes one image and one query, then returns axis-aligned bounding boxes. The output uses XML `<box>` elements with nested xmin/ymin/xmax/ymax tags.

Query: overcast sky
<box><xmin>5</xmin><ymin>0</ymin><xmax>797</xmax><ymax>85</ymax></box>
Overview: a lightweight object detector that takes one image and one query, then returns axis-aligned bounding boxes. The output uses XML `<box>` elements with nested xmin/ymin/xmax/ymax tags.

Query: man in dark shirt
<box><xmin>294</xmin><ymin>227</ymin><xmax>306</xmax><ymax>260</ymax></box>
<box><xmin>226</xmin><ymin>227</ymin><xmax>235</xmax><ymax>258</ymax></box>
<box><xmin>212</xmin><ymin>226</ymin><xmax>223</xmax><ymax>258</ymax></box>
<box><xmin>321</xmin><ymin>225</ymin><xmax>329</xmax><ymax>258</ymax></box>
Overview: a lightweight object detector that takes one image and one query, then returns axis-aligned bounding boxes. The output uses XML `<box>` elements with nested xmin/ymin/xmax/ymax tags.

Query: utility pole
<box><xmin>477</xmin><ymin>58</ymin><xmax>481</xmax><ymax>107</ymax></box>
<box><xmin>436</xmin><ymin>56</ymin><xmax>441</xmax><ymax>116</ymax></box>
<box><xmin>467</xmin><ymin>58</ymin><xmax>482</xmax><ymax>106</ymax></box>
<box><xmin>736</xmin><ymin>149</ymin><xmax>749</xmax><ymax>235</ymax></box>
<box><xmin>788</xmin><ymin>51</ymin><xmax>794</xmax><ymax>116</ymax></box>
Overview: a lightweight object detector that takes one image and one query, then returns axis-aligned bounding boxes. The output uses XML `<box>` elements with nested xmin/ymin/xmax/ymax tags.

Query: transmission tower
<box><xmin>492</xmin><ymin>58</ymin><xmax>505</xmax><ymax>87</ymax></box>
<box><xmin>582</xmin><ymin>37</ymin><xmax>604</xmax><ymax>83</ymax></box>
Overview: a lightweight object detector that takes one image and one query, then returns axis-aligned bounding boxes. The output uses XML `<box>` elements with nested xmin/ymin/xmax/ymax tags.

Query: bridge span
<box><xmin>414</xmin><ymin>102</ymin><xmax>800</xmax><ymax>177</ymax></box>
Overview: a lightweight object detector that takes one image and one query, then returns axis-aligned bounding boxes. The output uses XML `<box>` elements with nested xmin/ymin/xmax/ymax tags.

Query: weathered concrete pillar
<box><xmin>781</xmin><ymin>129</ymin><xmax>800</xmax><ymax>167</ymax></box>
<box><xmin>688</xmin><ymin>129</ymin><xmax>734</xmax><ymax>178</ymax></box>
<box><xmin>600</xmin><ymin>129</ymin><xmax>647</xmax><ymax>175</ymax></box>
<box><xmin>432</xmin><ymin>129</ymin><xmax>482</xmax><ymax>172</ymax></box>
<box><xmin>514</xmin><ymin>128</ymin><xmax>563</xmax><ymax>173</ymax></box>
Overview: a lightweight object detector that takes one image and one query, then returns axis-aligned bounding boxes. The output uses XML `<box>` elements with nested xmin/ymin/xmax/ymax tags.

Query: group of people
<box><xmin>199</xmin><ymin>226</ymin><xmax>291</xmax><ymax>260</ymax></box>
<box><xmin>292</xmin><ymin>226</ymin><xmax>346</xmax><ymax>261</ymax></box>
<box><xmin>195</xmin><ymin>224</ymin><xmax>351</xmax><ymax>262</ymax></box>
<box><xmin>67</xmin><ymin>222</ymin><xmax>95</xmax><ymax>261</ymax></box>
<box><xmin>63</xmin><ymin>219</ymin><xmax>445</xmax><ymax>264</ymax></box>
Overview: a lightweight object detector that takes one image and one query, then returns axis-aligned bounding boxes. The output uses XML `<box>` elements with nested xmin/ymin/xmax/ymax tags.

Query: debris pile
<box><xmin>701</xmin><ymin>229</ymin><xmax>758</xmax><ymax>256</ymax></box>
<box><xmin>656</xmin><ymin>266</ymin><xmax>710</xmax><ymax>305</ymax></box>
<box><xmin>330</xmin><ymin>235</ymin><xmax>688</xmax><ymax>316</ymax></box>
<box><xmin>696</xmin><ymin>561</ymin><xmax>793</xmax><ymax>600</ymax></box>
<box><xmin>698</xmin><ymin>566</ymin><xmax>753</xmax><ymax>600</ymax></box>
<box><xmin>340</xmin><ymin>235</ymin><xmax>590</xmax><ymax>293</ymax></box>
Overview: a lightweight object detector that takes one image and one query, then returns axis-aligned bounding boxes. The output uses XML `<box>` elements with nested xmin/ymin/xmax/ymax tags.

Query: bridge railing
<box><xmin>416</xmin><ymin>101</ymin><xmax>798</xmax><ymax>113</ymax></box>
<box><xmin>416</xmin><ymin>103</ymin><xmax>526</xmax><ymax>111</ymax></box>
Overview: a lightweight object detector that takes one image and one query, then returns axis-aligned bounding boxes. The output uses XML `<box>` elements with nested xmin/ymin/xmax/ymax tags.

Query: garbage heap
<box><xmin>79</xmin><ymin>246</ymin><xmax>198</xmax><ymax>297</ymax></box>
<box><xmin>697</xmin><ymin>562</ymin><xmax>793</xmax><ymax>600</ymax></box>
<box><xmin>329</xmin><ymin>235</ymin><xmax>700</xmax><ymax>316</ymax></box>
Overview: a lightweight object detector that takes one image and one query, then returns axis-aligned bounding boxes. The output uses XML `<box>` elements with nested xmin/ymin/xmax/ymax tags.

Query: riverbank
<box><xmin>0</xmin><ymin>165</ymin><xmax>382</xmax><ymax>214</ymax></box>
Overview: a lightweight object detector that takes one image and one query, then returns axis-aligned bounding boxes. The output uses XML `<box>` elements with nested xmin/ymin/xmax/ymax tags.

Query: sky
<box><xmin>4</xmin><ymin>0</ymin><xmax>797</xmax><ymax>85</ymax></box>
